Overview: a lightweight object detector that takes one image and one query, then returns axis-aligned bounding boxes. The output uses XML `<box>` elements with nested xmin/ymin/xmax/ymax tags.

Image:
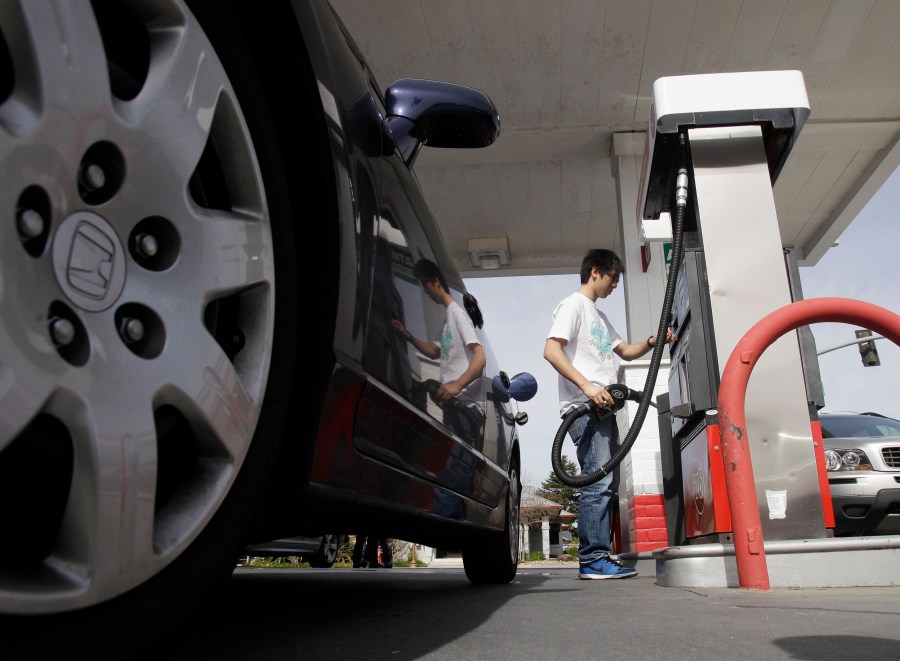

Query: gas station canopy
<box><xmin>330</xmin><ymin>0</ymin><xmax>900</xmax><ymax>278</ymax></box>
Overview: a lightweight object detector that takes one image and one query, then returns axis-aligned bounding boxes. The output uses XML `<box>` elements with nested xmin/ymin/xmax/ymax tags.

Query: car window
<box><xmin>365</xmin><ymin>68</ymin><xmax>386</xmax><ymax>119</ymax></box>
<box><xmin>820</xmin><ymin>415</ymin><xmax>900</xmax><ymax>439</ymax></box>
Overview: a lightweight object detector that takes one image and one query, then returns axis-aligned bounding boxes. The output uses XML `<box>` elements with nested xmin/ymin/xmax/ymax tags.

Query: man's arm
<box><xmin>436</xmin><ymin>343</ymin><xmax>485</xmax><ymax>400</ymax></box>
<box><xmin>392</xmin><ymin>319</ymin><xmax>440</xmax><ymax>359</ymax></box>
<box><xmin>543</xmin><ymin>337</ymin><xmax>616</xmax><ymax>409</ymax></box>
<box><xmin>613</xmin><ymin>328</ymin><xmax>677</xmax><ymax>361</ymax></box>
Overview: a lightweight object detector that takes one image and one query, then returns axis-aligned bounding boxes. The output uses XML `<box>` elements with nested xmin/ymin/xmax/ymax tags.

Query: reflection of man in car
<box><xmin>392</xmin><ymin>259</ymin><xmax>486</xmax><ymax>446</ymax></box>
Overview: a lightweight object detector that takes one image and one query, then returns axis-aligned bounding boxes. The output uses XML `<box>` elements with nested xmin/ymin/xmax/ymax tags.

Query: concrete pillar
<box><xmin>611</xmin><ymin>133</ymin><xmax>671</xmax><ymax>342</ymax></box>
<box><xmin>542</xmin><ymin>517</ymin><xmax>550</xmax><ymax>558</ymax></box>
<box><xmin>611</xmin><ymin>133</ymin><xmax>672</xmax><ymax>553</ymax></box>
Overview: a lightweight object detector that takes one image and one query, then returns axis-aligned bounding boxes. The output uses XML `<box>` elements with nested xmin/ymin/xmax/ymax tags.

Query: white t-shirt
<box><xmin>436</xmin><ymin>300</ymin><xmax>483</xmax><ymax>404</ymax></box>
<box><xmin>547</xmin><ymin>292</ymin><xmax>623</xmax><ymax>416</ymax></box>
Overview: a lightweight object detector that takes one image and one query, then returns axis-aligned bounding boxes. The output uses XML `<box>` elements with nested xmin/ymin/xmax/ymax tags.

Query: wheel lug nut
<box><xmin>17</xmin><ymin>208</ymin><xmax>45</xmax><ymax>238</ymax></box>
<box><xmin>120</xmin><ymin>317</ymin><xmax>145</xmax><ymax>343</ymax></box>
<box><xmin>50</xmin><ymin>317</ymin><xmax>75</xmax><ymax>347</ymax></box>
<box><xmin>81</xmin><ymin>163</ymin><xmax>106</xmax><ymax>191</ymax></box>
<box><xmin>135</xmin><ymin>233</ymin><xmax>158</xmax><ymax>259</ymax></box>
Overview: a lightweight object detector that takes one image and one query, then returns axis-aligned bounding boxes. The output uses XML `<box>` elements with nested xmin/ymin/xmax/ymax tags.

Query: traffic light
<box><xmin>856</xmin><ymin>329</ymin><xmax>880</xmax><ymax>367</ymax></box>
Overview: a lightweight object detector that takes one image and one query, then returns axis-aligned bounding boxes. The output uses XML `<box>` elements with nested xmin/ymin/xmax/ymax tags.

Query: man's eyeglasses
<box><xmin>606</xmin><ymin>272</ymin><xmax>621</xmax><ymax>285</ymax></box>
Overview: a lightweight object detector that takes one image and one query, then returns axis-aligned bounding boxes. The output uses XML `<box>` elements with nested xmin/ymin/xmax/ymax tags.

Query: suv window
<box><xmin>820</xmin><ymin>414</ymin><xmax>900</xmax><ymax>439</ymax></box>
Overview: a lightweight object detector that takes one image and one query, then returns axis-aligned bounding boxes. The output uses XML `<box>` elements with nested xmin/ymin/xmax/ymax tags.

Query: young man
<box><xmin>392</xmin><ymin>258</ymin><xmax>486</xmax><ymax>445</ymax></box>
<box><xmin>543</xmin><ymin>249</ymin><xmax>674</xmax><ymax>580</ymax></box>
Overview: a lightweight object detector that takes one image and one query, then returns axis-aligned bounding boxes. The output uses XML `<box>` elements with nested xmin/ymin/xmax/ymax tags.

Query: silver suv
<box><xmin>820</xmin><ymin>412</ymin><xmax>900</xmax><ymax>536</ymax></box>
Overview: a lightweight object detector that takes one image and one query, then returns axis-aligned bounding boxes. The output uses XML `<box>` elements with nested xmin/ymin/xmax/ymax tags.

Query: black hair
<box><xmin>412</xmin><ymin>258</ymin><xmax>448</xmax><ymax>292</ymax></box>
<box><xmin>414</xmin><ymin>258</ymin><xmax>483</xmax><ymax>328</ymax></box>
<box><xmin>579</xmin><ymin>249</ymin><xmax>624</xmax><ymax>284</ymax></box>
<box><xmin>463</xmin><ymin>292</ymin><xmax>484</xmax><ymax>329</ymax></box>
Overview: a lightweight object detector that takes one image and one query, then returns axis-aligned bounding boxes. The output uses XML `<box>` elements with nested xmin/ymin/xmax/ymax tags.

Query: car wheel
<box><xmin>0</xmin><ymin>0</ymin><xmax>303</xmax><ymax>654</ymax></box>
<box><xmin>463</xmin><ymin>461</ymin><xmax>521</xmax><ymax>584</ymax></box>
<box><xmin>307</xmin><ymin>534</ymin><xmax>343</xmax><ymax>568</ymax></box>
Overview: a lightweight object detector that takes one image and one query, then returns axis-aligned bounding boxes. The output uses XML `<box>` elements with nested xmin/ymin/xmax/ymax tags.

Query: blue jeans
<box><xmin>568</xmin><ymin>412</ymin><xmax>620</xmax><ymax>565</ymax></box>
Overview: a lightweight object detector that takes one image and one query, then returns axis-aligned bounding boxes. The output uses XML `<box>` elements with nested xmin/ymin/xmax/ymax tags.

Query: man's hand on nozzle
<box><xmin>436</xmin><ymin>381</ymin><xmax>462</xmax><ymax>401</ymax></box>
<box><xmin>583</xmin><ymin>383</ymin><xmax>615</xmax><ymax>409</ymax></box>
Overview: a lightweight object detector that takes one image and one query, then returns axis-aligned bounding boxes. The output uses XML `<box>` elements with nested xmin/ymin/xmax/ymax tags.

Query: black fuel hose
<box><xmin>551</xmin><ymin>143</ymin><xmax>689</xmax><ymax>488</ymax></box>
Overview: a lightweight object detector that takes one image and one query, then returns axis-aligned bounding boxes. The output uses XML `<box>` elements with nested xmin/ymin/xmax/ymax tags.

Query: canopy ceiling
<box><xmin>330</xmin><ymin>0</ymin><xmax>900</xmax><ymax>277</ymax></box>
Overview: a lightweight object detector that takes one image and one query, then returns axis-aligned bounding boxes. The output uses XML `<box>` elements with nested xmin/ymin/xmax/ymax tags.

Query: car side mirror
<box><xmin>499</xmin><ymin>370</ymin><xmax>511</xmax><ymax>389</ymax></box>
<box><xmin>492</xmin><ymin>373</ymin><xmax>511</xmax><ymax>403</ymax></box>
<box><xmin>508</xmin><ymin>372</ymin><xmax>537</xmax><ymax>402</ymax></box>
<box><xmin>493</xmin><ymin>371</ymin><xmax>535</xmax><ymax>425</ymax></box>
<box><xmin>384</xmin><ymin>78</ymin><xmax>501</xmax><ymax>168</ymax></box>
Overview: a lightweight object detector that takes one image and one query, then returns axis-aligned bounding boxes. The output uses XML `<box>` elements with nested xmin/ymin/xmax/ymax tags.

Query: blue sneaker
<box><xmin>579</xmin><ymin>555</ymin><xmax>637</xmax><ymax>580</ymax></box>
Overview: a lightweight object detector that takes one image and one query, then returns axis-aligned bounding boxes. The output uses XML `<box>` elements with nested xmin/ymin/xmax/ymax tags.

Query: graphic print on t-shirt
<box><xmin>440</xmin><ymin>323</ymin><xmax>453</xmax><ymax>359</ymax></box>
<box><xmin>591</xmin><ymin>316</ymin><xmax>614</xmax><ymax>357</ymax></box>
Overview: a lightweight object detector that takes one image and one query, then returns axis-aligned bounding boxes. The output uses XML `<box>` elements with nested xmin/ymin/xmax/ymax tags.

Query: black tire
<box><xmin>307</xmin><ymin>534</ymin><xmax>343</xmax><ymax>568</ymax></box>
<box><xmin>463</xmin><ymin>461</ymin><xmax>521</xmax><ymax>584</ymax></box>
<box><xmin>0</xmin><ymin>1</ymin><xmax>304</xmax><ymax>656</ymax></box>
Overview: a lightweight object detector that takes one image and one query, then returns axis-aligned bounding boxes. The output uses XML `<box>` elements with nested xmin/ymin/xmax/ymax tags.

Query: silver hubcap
<box><xmin>0</xmin><ymin>0</ymin><xmax>274</xmax><ymax>614</ymax></box>
<box><xmin>508</xmin><ymin>466</ymin><xmax>520</xmax><ymax>562</ymax></box>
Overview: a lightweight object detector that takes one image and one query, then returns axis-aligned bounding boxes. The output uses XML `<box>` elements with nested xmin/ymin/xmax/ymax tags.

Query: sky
<box><xmin>465</xmin><ymin>165</ymin><xmax>900</xmax><ymax>488</ymax></box>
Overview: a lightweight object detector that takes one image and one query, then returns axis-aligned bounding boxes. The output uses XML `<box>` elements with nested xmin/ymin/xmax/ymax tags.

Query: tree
<box><xmin>537</xmin><ymin>455</ymin><xmax>580</xmax><ymax>520</ymax></box>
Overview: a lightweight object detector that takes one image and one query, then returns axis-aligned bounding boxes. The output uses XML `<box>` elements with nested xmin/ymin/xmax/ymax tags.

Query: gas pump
<box><xmin>637</xmin><ymin>71</ymin><xmax>833</xmax><ymax>545</ymax></box>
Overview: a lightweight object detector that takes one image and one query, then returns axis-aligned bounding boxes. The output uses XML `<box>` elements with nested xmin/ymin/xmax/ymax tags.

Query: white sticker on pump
<box><xmin>766</xmin><ymin>490</ymin><xmax>788</xmax><ymax>519</ymax></box>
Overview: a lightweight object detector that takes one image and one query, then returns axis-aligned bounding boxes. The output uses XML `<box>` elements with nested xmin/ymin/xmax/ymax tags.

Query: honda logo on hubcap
<box><xmin>53</xmin><ymin>211</ymin><xmax>126</xmax><ymax>312</ymax></box>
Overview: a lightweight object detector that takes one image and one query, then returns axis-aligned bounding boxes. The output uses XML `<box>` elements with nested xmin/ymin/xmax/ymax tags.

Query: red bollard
<box><xmin>717</xmin><ymin>297</ymin><xmax>900</xmax><ymax>590</ymax></box>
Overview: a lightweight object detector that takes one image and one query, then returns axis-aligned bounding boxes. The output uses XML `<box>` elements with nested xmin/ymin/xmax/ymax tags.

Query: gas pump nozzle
<box><xmin>575</xmin><ymin>383</ymin><xmax>658</xmax><ymax>428</ymax></box>
<box><xmin>606</xmin><ymin>383</ymin><xmax>655</xmax><ymax>409</ymax></box>
<box><xmin>588</xmin><ymin>384</ymin><xmax>656</xmax><ymax>416</ymax></box>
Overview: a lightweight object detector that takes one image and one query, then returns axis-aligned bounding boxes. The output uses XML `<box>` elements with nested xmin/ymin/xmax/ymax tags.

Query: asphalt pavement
<box><xmin>159</xmin><ymin>558</ymin><xmax>900</xmax><ymax>660</ymax></box>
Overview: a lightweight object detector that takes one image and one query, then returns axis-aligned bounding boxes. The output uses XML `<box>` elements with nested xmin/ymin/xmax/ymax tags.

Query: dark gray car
<box><xmin>0</xmin><ymin>0</ymin><xmax>532</xmax><ymax>656</ymax></box>
<box><xmin>243</xmin><ymin>534</ymin><xmax>349</xmax><ymax>568</ymax></box>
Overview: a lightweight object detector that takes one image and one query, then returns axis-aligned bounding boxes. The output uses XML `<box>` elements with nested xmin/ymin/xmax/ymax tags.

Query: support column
<box><xmin>541</xmin><ymin>518</ymin><xmax>550</xmax><ymax>558</ymax></box>
<box><xmin>612</xmin><ymin>133</ymin><xmax>672</xmax><ymax>553</ymax></box>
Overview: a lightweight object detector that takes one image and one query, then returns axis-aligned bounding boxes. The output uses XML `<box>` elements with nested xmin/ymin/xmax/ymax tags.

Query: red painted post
<box><xmin>717</xmin><ymin>297</ymin><xmax>900</xmax><ymax>590</ymax></box>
